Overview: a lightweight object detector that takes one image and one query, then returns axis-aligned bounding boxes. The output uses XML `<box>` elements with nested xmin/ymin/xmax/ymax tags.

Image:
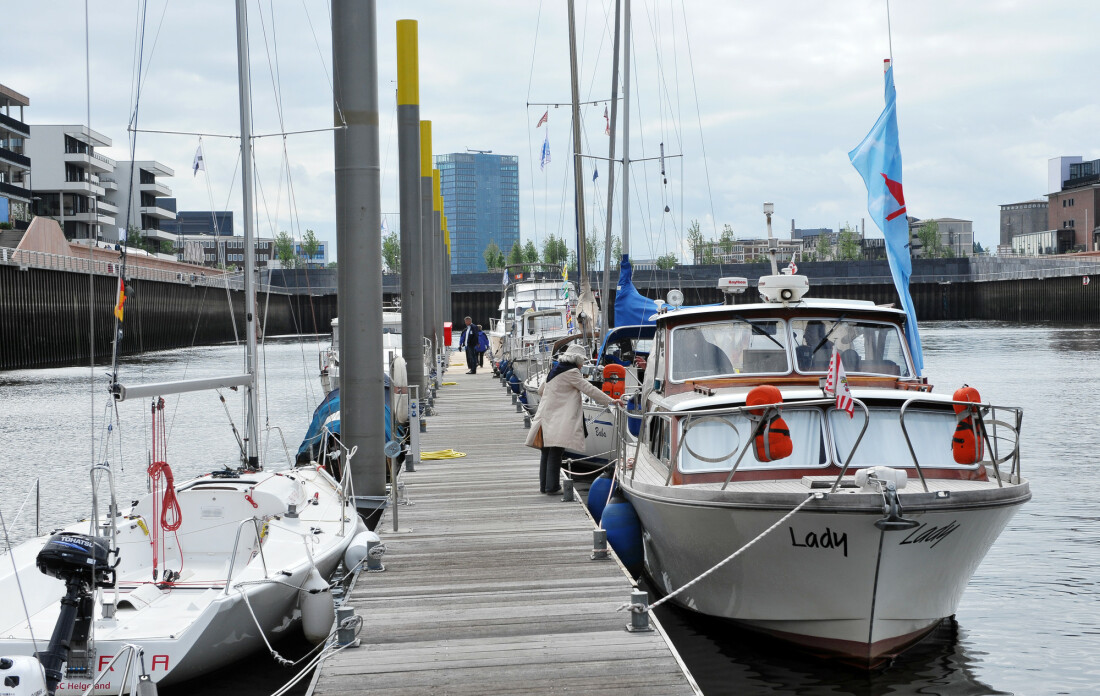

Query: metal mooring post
<box><xmin>336</xmin><ymin>606</ymin><xmax>360</xmax><ymax>647</ymax></box>
<box><xmin>407</xmin><ymin>385</ymin><xmax>420</xmax><ymax>472</ymax></box>
<box><xmin>591</xmin><ymin>528</ymin><xmax>610</xmax><ymax>560</ymax></box>
<box><xmin>561</xmin><ymin>478</ymin><xmax>575</xmax><ymax>502</ymax></box>
<box><xmin>625</xmin><ymin>589</ymin><xmax>653</xmax><ymax>633</ymax></box>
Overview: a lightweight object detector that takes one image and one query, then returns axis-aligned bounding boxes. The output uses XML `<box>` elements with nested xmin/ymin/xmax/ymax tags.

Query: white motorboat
<box><xmin>321</xmin><ymin>309</ymin><xmax>403</xmax><ymax>394</ymax></box>
<box><xmin>490</xmin><ymin>265</ymin><xmax>576</xmax><ymax>376</ymax></box>
<box><xmin>617</xmin><ymin>275</ymin><xmax>1030</xmax><ymax>667</ymax></box>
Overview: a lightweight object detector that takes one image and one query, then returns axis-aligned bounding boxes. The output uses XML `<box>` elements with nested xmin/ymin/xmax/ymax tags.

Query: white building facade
<box><xmin>106</xmin><ymin>160</ymin><xmax>175</xmax><ymax>248</ymax></box>
<box><xmin>24</xmin><ymin>125</ymin><xmax>117</xmax><ymax>241</ymax></box>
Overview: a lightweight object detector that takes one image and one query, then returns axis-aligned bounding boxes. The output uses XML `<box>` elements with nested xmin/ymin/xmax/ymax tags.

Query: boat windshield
<box><xmin>526</xmin><ymin>312</ymin><xmax>565</xmax><ymax>335</ymax></box>
<box><xmin>829</xmin><ymin>407</ymin><xmax>977</xmax><ymax>469</ymax></box>
<box><xmin>678</xmin><ymin>409</ymin><xmax>827</xmax><ymax>473</ymax></box>
<box><xmin>515</xmin><ymin>285</ymin><xmax>572</xmax><ymax>305</ymax></box>
<box><xmin>670</xmin><ymin>320</ymin><xmax>789</xmax><ymax>381</ymax></box>
<box><xmin>790</xmin><ymin>319</ymin><xmax>910</xmax><ymax>377</ymax></box>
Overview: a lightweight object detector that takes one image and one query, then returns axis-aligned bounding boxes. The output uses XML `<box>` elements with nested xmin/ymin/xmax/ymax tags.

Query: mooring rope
<box><xmin>637</xmin><ymin>493</ymin><xmax>818</xmax><ymax>614</ymax></box>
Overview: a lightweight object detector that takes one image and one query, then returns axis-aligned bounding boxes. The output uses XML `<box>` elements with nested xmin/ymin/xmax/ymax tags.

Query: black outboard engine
<box><xmin>34</xmin><ymin>533</ymin><xmax>114</xmax><ymax>696</ymax></box>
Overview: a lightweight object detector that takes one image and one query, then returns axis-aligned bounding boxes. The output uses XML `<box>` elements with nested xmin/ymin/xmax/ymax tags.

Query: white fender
<box><xmin>344</xmin><ymin>530</ymin><xmax>380</xmax><ymax>571</ymax></box>
<box><xmin>391</xmin><ymin>355</ymin><xmax>409</xmax><ymax>425</ymax></box>
<box><xmin>299</xmin><ymin>567</ymin><xmax>335</xmax><ymax>645</ymax></box>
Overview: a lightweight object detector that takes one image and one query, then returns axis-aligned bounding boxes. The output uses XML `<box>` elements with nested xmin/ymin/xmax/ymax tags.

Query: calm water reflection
<box><xmin>1</xmin><ymin>324</ymin><xmax>1098</xmax><ymax>695</ymax></box>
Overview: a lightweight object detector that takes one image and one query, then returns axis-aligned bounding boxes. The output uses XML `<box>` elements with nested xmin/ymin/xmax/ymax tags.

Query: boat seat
<box><xmin>742</xmin><ymin>349</ymin><xmax>787</xmax><ymax>373</ymax></box>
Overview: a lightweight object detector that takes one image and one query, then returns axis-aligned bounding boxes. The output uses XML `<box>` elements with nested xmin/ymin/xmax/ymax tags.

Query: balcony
<box><xmin>141</xmin><ymin>228</ymin><xmax>176</xmax><ymax>244</ymax></box>
<box><xmin>0</xmin><ymin>180</ymin><xmax>31</xmax><ymax>202</ymax></box>
<box><xmin>0</xmin><ymin>146</ymin><xmax>30</xmax><ymax>169</ymax></box>
<box><xmin>139</xmin><ymin>180</ymin><xmax>172</xmax><ymax>197</ymax></box>
<box><xmin>98</xmin><ymin>177</ymin><xmax>118</xmax><ymax>191</ymax></box>
<box><xmin>64</xmin><ymin>150</ymin><xmax>115</xmax><ymax>173</ymax></box>
<box><xmin>59</xmin><ymin>179</ymin><xmax>105</xmax><ymax>197</ymax></box>
<box><xmin>96</xmin><ymin>199</ymin><xmax>118</xmax><ymax>214</ymax></box>
<box><xmin>140</xmin><ymin>204</ymin><xmax>175</xmax><ymax>220</ymax></box>
<box><xmin>0</xmin><ymin>112</ymin><xmax>29</xmax><ymax>138</ymax></box>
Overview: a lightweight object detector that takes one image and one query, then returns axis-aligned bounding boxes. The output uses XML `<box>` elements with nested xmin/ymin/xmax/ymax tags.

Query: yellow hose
<box><xmin>421</xmin><ymin>448</ymin><xmax>466</xmax><ymax>460</ymax></box>
<box><xmin>441</xmin><ymin>381</ymin><xmax>457</xmax><ymax>386</ymax></box>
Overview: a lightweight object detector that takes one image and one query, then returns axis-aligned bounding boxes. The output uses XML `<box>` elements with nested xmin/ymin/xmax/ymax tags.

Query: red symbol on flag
<box><xmin>1084</xmin><ymin>276</ymin><xmax>1090</xmax><ymax>286</ymax></box>
<box><xmin>881</xmin><ymin>173</ymin><xmax>907</xmax><ymax>221</ymax></box>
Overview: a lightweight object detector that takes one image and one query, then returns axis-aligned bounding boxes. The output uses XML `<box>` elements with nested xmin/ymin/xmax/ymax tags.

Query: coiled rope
<box><xmin>421</xmin><ymin>449</ymin><xmax>466</xmax><ymax>460</ymax></box>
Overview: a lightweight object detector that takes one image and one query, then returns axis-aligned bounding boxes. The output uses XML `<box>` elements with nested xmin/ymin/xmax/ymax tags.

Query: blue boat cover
<box><xmin>297</xmin><ymin>375</ymin><xmax>394</xmax><ymax>461</ymax></box>
<box><xmin>613</xmin><ymin>255</ymin><xmax>663</xmax><ymax>327</ymax></box>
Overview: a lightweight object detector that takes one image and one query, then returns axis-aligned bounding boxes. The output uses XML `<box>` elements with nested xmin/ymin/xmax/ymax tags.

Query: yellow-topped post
<box><xmin>419</xmin><ymin>120</ymin><xmax>437</xmax><ymax>367</ymax></box>
<box><xmin>432</xmin><ymin>168</ymin><xmax>444</xmax><ymax>354</ymax></box>
<box><xmin>395</xmin><ymin>18</ymin><xmax>426</xmax><ymax>400</ymax></box>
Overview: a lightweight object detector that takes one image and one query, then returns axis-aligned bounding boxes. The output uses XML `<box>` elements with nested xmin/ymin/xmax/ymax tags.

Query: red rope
<box><xmin>149</xmin><ymin>398</ymin><xmax>183</xmax><ymax>580</ymax></box>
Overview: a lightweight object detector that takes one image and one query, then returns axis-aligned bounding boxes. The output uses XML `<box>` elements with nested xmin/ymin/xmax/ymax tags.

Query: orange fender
<box><xmin>747</xmin><ymin>385</ymin><xmax>792</xmax><ymax>462</ymax></box>
<box><xmin>952</xmin><ymin>385</ymin><xmax>984</xmax><ymax>465</ymax></box>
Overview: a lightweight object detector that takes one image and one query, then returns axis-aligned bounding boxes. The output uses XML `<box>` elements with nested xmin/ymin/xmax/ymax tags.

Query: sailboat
<box><xmin>0</xmin><ymin>2</ymin><xmax>366</xmax><ymax>693</ymax></box>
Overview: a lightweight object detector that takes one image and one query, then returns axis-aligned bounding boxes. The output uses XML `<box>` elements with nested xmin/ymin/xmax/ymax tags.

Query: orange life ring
<box><xmin>951</xmin><ymin>385</ymin><xmax>984</xmax><ymax>465</ymax></box>
<box><xmin>746</xmin><ymin>385</ymin><xmax>793</xmax><ymax>461</ymax></box>
<box><xmin>602</xmin><ymin>364</ymin><xmax>627</xmax><ymax>399</ymax></box>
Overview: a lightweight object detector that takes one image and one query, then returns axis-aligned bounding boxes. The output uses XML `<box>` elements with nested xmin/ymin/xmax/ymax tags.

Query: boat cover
<box><xmin>613</xmin><ymin>255</ymin><xmax>663</xmax><ymax>327</ymax></box>
<box><xmin>297</xmin><ymin>375</ymin><xmax>394</xmax><ymax>461</ymax></box>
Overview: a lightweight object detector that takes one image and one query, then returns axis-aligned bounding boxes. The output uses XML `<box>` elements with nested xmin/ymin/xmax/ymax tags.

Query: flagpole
<box><xmin>886</xmin><ymin>0</ymin><xmax>894</xmax><ymax>63</ymax></box>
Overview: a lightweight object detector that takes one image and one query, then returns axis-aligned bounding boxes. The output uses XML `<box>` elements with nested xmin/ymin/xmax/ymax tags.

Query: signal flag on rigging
<box><xmin>536</xmin><ymin>110</ymin><xmax>548</xmax><ymax>128</ymax></box>
<box><xmin>824</xmin><ymin>347</ymin><xmax>854</xmax><ymax>418</ymax></box>
<box><xmin>114</xmin><ymin>277</ymin><xmax>127</xmax><ymax>322</ymax></box>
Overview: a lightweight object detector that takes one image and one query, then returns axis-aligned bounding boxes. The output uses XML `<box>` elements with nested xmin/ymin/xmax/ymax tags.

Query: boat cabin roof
<box><xmin>653</xmin><ymin>297</ymin><xmax>905</xmax><ymax>324</ymax></box>
<box><xmin>659</xmin><ymin>385</ymin><xmax>952</xmax><ymax>412</ymax></box>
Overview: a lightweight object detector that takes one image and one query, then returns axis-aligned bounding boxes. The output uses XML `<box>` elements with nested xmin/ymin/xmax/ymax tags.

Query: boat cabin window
<box><xmin>790</xmin><ymin>319</ymin><xmax>911</xmax><ymax>377</ymax></box>
<box><xmin>670</xmin><ymin>320</ymin><xmax>789</xmax><ymax>381</ymax></box>
<box><xmin>647</xmin><ymin>416</ymin><xmax>672</xmax><ymax>463</ymax></box>
<box><xmin>600</xmin><ymin>338</ymin><xmax>653</xmax><ymax>367</ymax></box>
<box><xmin>828</xmin><ymin>407</ymin><xmax>978</xmax><ymax>469</ymax></box>
<box><xmin>526</xmin><ymin>312</ymin><xmax>565</xmax><ymax>335</ymax></box>
<box><xmin>678</xmin><ymin>409</ymin><xmax>826</xmax><ymax>473</ymax></box>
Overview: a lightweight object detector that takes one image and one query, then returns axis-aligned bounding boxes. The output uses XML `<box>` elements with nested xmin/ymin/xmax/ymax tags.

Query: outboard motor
<box><xmin>34</xmin><ymin>533</ymin><xmax>115</xmax><ymax>695</ymax></box>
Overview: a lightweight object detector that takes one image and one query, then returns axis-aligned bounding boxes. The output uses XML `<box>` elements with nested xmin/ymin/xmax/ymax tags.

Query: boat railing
<box><xmin>224</xmin><ymin>517</ymin><xmax>269</xmax><ymax>594</ymax></box>
<box><xmin>899</xmin><ymin>396</ymin><xmax>1023</xmax><ymax>490</ymax></box>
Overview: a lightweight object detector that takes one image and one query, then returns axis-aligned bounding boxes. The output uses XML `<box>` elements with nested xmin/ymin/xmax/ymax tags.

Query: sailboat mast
<box><xmin>566</xmin><ymin>0</ymin><xmax>589</xmax><ymax>296</ymax></box>
<box><xmin>234</xmin><ymin>0</ymin><xmax>260</xmax><ymax>469</ymax></box>
<box><xmin>600</xmin><ymin>0</ymin><xmax>622</xmax><ymax>333</ymax></box>
<box><xmin>620</xmin><ymin>0</ymin><xmax>631</xmax><ymax>258</ymax></box>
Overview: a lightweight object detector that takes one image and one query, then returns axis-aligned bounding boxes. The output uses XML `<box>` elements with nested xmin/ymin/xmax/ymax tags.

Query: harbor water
<box><xmin>1</xmin><ymin>324</ymin><xmax>1098</xmax><ymax>695</ymax></box>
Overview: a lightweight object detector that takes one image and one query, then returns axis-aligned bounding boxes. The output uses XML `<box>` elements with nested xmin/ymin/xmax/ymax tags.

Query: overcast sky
<box><xmin>8</xmin><ymin>0</ymin><xmax>1098</xmax><ymax>262</ymax></box>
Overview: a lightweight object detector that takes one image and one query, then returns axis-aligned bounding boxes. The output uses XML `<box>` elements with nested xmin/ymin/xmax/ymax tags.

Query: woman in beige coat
<box><xmin>525</xmin><ymin>343</ymin><xmax>623</xmax><ymax>494</ymax></box>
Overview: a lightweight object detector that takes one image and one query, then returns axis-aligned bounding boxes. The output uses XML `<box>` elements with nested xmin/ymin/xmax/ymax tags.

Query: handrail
<box><xmin>898</xmin><ymin>397</ymin><xmax>1023</xmax><ymax>488</ymax></box>
<box><xmin>223</xmin><ymin>517</ymin><xmax>268</xmax><ymax>595</ymax></box>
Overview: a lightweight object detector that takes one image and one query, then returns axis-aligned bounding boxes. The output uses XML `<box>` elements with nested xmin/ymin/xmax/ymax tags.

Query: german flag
<box><xmin>114</xmin><ymin>277</ymin><xmax>126</xmax><ymax>321</ymax></box>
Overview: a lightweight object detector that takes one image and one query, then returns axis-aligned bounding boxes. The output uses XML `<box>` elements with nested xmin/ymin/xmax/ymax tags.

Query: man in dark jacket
<box><xmin>459</xmin><ymin>316</ymin><xmax>481</xmax><ymax>374</ymax></box>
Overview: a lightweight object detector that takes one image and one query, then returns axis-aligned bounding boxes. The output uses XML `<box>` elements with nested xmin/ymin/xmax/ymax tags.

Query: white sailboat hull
<box><xmin>624</xmin><ymin>478</ymin><xmax>1029</xmax><ymax>666</ymax></box>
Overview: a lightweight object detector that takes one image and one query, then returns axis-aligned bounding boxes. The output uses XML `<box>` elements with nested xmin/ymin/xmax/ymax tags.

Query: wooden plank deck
<box><xmin>309</xmin><ymin>359</ymin><xmax>699</xmax><ymax>695</ymax></box>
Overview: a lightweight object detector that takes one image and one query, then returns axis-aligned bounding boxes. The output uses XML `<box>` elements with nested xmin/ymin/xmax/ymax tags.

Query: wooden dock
<box><xmin>308</xmin><ymin>360</ymin><xmax>699</xmax><ymax>695</ymax></box>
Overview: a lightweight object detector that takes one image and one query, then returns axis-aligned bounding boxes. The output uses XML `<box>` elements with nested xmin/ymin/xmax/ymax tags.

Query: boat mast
<box><xmin>621</xmin><ymin>0</ymin><xmax>631</xmax><ymax>259</ymax></box>
<box><xmin>234</xmin><ymin>0</ymin><xmax>260</xmax><ymax>470</ymax></box>
<box><xmin>599</xmin><ymin>0</ymin><xmax>622</xmax><ymax>334</ymax></box>
<box><xmin>567</xmin><ymin>3</ymin><xmax>589</xmax><ymax>301</ymax></box>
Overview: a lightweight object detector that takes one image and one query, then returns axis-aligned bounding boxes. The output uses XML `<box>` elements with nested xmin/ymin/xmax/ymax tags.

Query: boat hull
<box><xmin>624</xmin><ymin>480</ymin><xmax>1029</xmax><ymax>667</ymax></box>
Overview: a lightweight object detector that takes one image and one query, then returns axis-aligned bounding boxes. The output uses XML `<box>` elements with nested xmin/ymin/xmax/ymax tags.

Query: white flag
<box><xmin>824</xmin><ymin>347</ymin><xmax>855</xmax><ymax>418</ymax></box>
<box><xmin>192</xmin><ymin>142</ymin><xmax>205</xmax><ymax>177</ymax></box>
<box><xmin>539</xmin><ymin>131</ymin><xmax>551</xmax><ymax>171</ymax></box>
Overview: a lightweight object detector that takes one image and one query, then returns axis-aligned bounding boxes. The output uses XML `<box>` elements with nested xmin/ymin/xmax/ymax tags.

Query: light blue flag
<box><xmin>539</xmin><ymin>131</ymin><xmax>551</xmax><ymax>171</ymax></box>
<box><xmin>848</xmin><ymin>63</ymin><xmax>924</xmax><ymax>375</ymax></box>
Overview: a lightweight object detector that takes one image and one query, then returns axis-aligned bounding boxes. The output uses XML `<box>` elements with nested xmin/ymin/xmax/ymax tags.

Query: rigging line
<box><xmin>526</xmin><ymin>0</ymin><xmax>545</xmax><ymax>247</ymax></box>
<box><xmin>86</xmin><ymin>0</ymin><xmax>95</xmax><ymax>470</ymax></box>
<box><xmin>679</xmin><ymin>0</ymin><xmax>718</xmax><ymax>239</ymax></box>
<box><xmin>0</xmin><ymin>505</ymin><xmax>40</xmax><ymax>655</ymax></box>
<box><xmin>166</xmin><ymin>283</ymin><xmax>211</xmax><ymax>440</ymax></box>
<box><xmin>300</xmin><ymin>0</ymin><xmax>342</xmax><ymax>126</ymax></box>
<box><xmin>628</xmin><ymin>25</ymin><xmax>658</xmax><ymax>262</ymax></box>
<box><xmin>639</xmin><ymin>0</ymin><xmax>684</xmax><ymax>153</ymax></box>
<box><xmin>136</xmin><ymin>0</ymin><xmax>171</xmax><ymax>97</ymax></box>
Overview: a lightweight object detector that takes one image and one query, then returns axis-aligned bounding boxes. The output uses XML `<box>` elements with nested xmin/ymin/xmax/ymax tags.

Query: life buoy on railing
<box><xmin>602</xmin><ymin>364</ymin><xmax>627</xmax><ymax>399</ymax></box>
<box><xmin>746</xmin><ymin>385</ymin><xmax>793</xmax><ymax>462</ymax></box>
<box><xmin>952</xmin><ymin>385</ymin><xmax>984</xmax><ymax>465</ymax></box>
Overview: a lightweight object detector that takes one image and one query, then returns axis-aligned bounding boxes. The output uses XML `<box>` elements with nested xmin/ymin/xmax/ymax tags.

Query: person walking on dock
<box><xmin>526</xmin><ymin>343</ymin><xmax>623</xmax><ymax>494</ymax></box>
<box><xmin>460</xmin><ymin>317</ymin><xmax>482</xmax><ymax>374</ymax></box>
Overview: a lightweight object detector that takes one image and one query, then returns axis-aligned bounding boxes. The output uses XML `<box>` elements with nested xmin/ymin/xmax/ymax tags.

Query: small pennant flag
<box><xmin>192</xmin><ymin>142</ymin><xmax>205</xmax><ymax>177</ymax></box>
<box><xmin>824</xmin><ymin>347</ymin><xmax>854</xmax><ymax>418</ymax></box>
<box><xmin>539</xmin><ymin>131</ymin><xmax>551</xmax><ymax>171</ymax></box>
<box><xmin>113</xmin><ymin>277</ymin><xmax>127</xmax><ymax>322</ymax></box>
<box><xmin>604</xmin><ymin>106</ymin><xmax>610</xmax><ymax>135</ymax></box>
<box><xmin>592</xmin><ymin>166</ymin><xmax>599</xmax><ymax>183</ymax></box>
<box><xmin>502</xmin><ymin>269</ymin><xmax>508</xmax><ymax>286</ymax></box>
<box><xmin>787</xmin><ymin>259</ymin><xmax>798</xmax><ymax>274</ymax></box>
<box><xmin>536</xmin><ymin>110</ymin><xmax>548</xmax><ymax>128</ymax></box>
<box><xmin>381</xmin><ymin>217</ymin><xmax>389</xmax><ymax>233</ymax></box>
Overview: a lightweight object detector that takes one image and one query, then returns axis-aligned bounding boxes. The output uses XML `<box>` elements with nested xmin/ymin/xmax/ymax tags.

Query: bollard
<box><xmin>515</xmin><ymin>402</ymin><xmax>523</xmax><ymax>413</ymax></box>
<box><xmin>625</xmin><ymin>589</ymin><xmax>653</xmax><ymax>633</ymax></box>
<box><xmin>365</xmin><ymin>538</ymin><xmax>386</xmax><ymax>572</ymax></box>
<box><xmin>561</xmin><ymin>478</ymin><xmax>574</xmax><ymax>502</ymax></box>
<box><xmin>419</xmin><ymin>418</ymin><xmax>427</xmax><ymax>433</ymax></box>
<box><xmin>511</xmin><ymin>393</ymin><xmax>517</xmax><ymax>405</ymax></box>
<box><xmin>336</xmin><ymin>606</ymin><xmax>359</xmax><ymax>647</ymax></box>
<box><xmin>591</xmin><ymin>528</ymin><xmax>609</xmax><ymax>560</ymax></box>
<box><xmin>523</xmin><ymin>414</ymin><xmax>531</xmax><ymax>429</ymax></box>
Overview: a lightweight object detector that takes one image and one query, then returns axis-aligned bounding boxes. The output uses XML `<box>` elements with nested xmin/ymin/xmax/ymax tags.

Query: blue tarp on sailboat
<box><xmin>296</xmin><ymin>375</ymin><xmax>394</xmax><ymax>461</ymax></box>
<box><xmin>613</xmin><ymin>255</ymin><xmax>663</xmax><ymax>327</ymax></box>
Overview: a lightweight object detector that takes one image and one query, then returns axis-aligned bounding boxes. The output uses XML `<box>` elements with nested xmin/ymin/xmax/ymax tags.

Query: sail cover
<box><xmin>297</xmin><ymin>376</ymin><xmax>394</xmax><ymax>461</ymax></box>
<box><xmin>613</xmin><ymin>254</ymin><xmax>662</xmax><ymax>327</ymax></box>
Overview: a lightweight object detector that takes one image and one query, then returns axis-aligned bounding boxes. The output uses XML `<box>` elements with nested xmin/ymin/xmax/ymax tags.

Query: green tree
<box><xmin>719</xmin><ymin>224</ymin><xmax>736</xmax><ymax>256</ymax></box>
<box><xmin>484</xmin><ymin>241</ymin><xmax>505</xmax><ymax>270</ymax></box>
<box><xmin>686</xmin><ymin>219</ymin><xmax>704</xmax><ymax>263</ymax></box>
<box><xmin>274</xmin><ymin>231</ymin><xmax>298</xmax><ymax>268</ymax></box>
<box><xmin>973</xmin><ymin>241</ymin><xmax>985</xmax><ymax>255</ymax></box>
<box><xmin>381</xmin><ymin>231</ymin><xmax>400</xmax><ymax>273</ymax></box>
<box><xmin>915</xmin><ymin>220</ymin><xmax>943</xmax><ymax>259</ymax></box>
<box><xmin>159</xmin><ymin>240</ymin><xmax>173</xmax><ymax>255</ymax></box>
<box><xmin>523</xmin><ymin>239</ymin><xmax>539</xmax><ymax>263</ymax></box>
<box><xmin>508</xmin><ymin>241</ymin><xmax>524</xmax><ymax>266</ymax></box>
<box><xmin>835</xmin><ymin>225</ymin><xmax>862</xmax><ymax>261</ymax></box>
<box><xmin>541</xmin><ymin>234</ymin><xmax>569</xmax><ymax>265</ymax></box>
<box><xmin>327</xmin><ymin>261</ymin><xmax>338</xmax><ymax>268</ymax></box>
<box><xmin>300</xmin><ymin>229</ymin><xmax>320</xmax><ymax>267</ymax></box>
<box><xmin>655</xmin><ymin>253</ymin><xmax>678</xmax><ymax>270</ymax></box>
<box><xmin>585</xmin><ymin>232</ymin><xmax>602</xmax><ymax>273</ymax></box>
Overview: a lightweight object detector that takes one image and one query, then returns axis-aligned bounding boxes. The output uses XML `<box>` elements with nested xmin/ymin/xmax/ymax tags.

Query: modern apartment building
<box><xmin>24</xmin><ymin>125</ymin><xmax>117</xmax><ymax>241</ymax></box>
<box><xmin>160</xmin><ymin>203</ymin><xmax>233</xmax><ymax>237</ymax></box>
<box><xmin>170</xmin><ymin>234</ymin><xmax>275</xmax><ymax>269</ymax></box>
<box><xmin>436</xmin><ymin>151</ymin><xmax>520</xmax><ymax>273</ymax></box>
<box><xmin>293</xmin><ymin>240</ymin><xmax>329</xmax><ymax>268</ymax></box>
<box><xmin>910</xmin><ymin>218</ymin><xmax>974</xmax><ymax>258</ymax></box>
<box><xmin>106</xmin><ymin>160</ymin><xmax>175</xmax><ymax>247</ymax></box>
<box><xmin>0</xmin><ymin>84</ymin><xmax>32</xmax><ymax>229</ymax></box>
